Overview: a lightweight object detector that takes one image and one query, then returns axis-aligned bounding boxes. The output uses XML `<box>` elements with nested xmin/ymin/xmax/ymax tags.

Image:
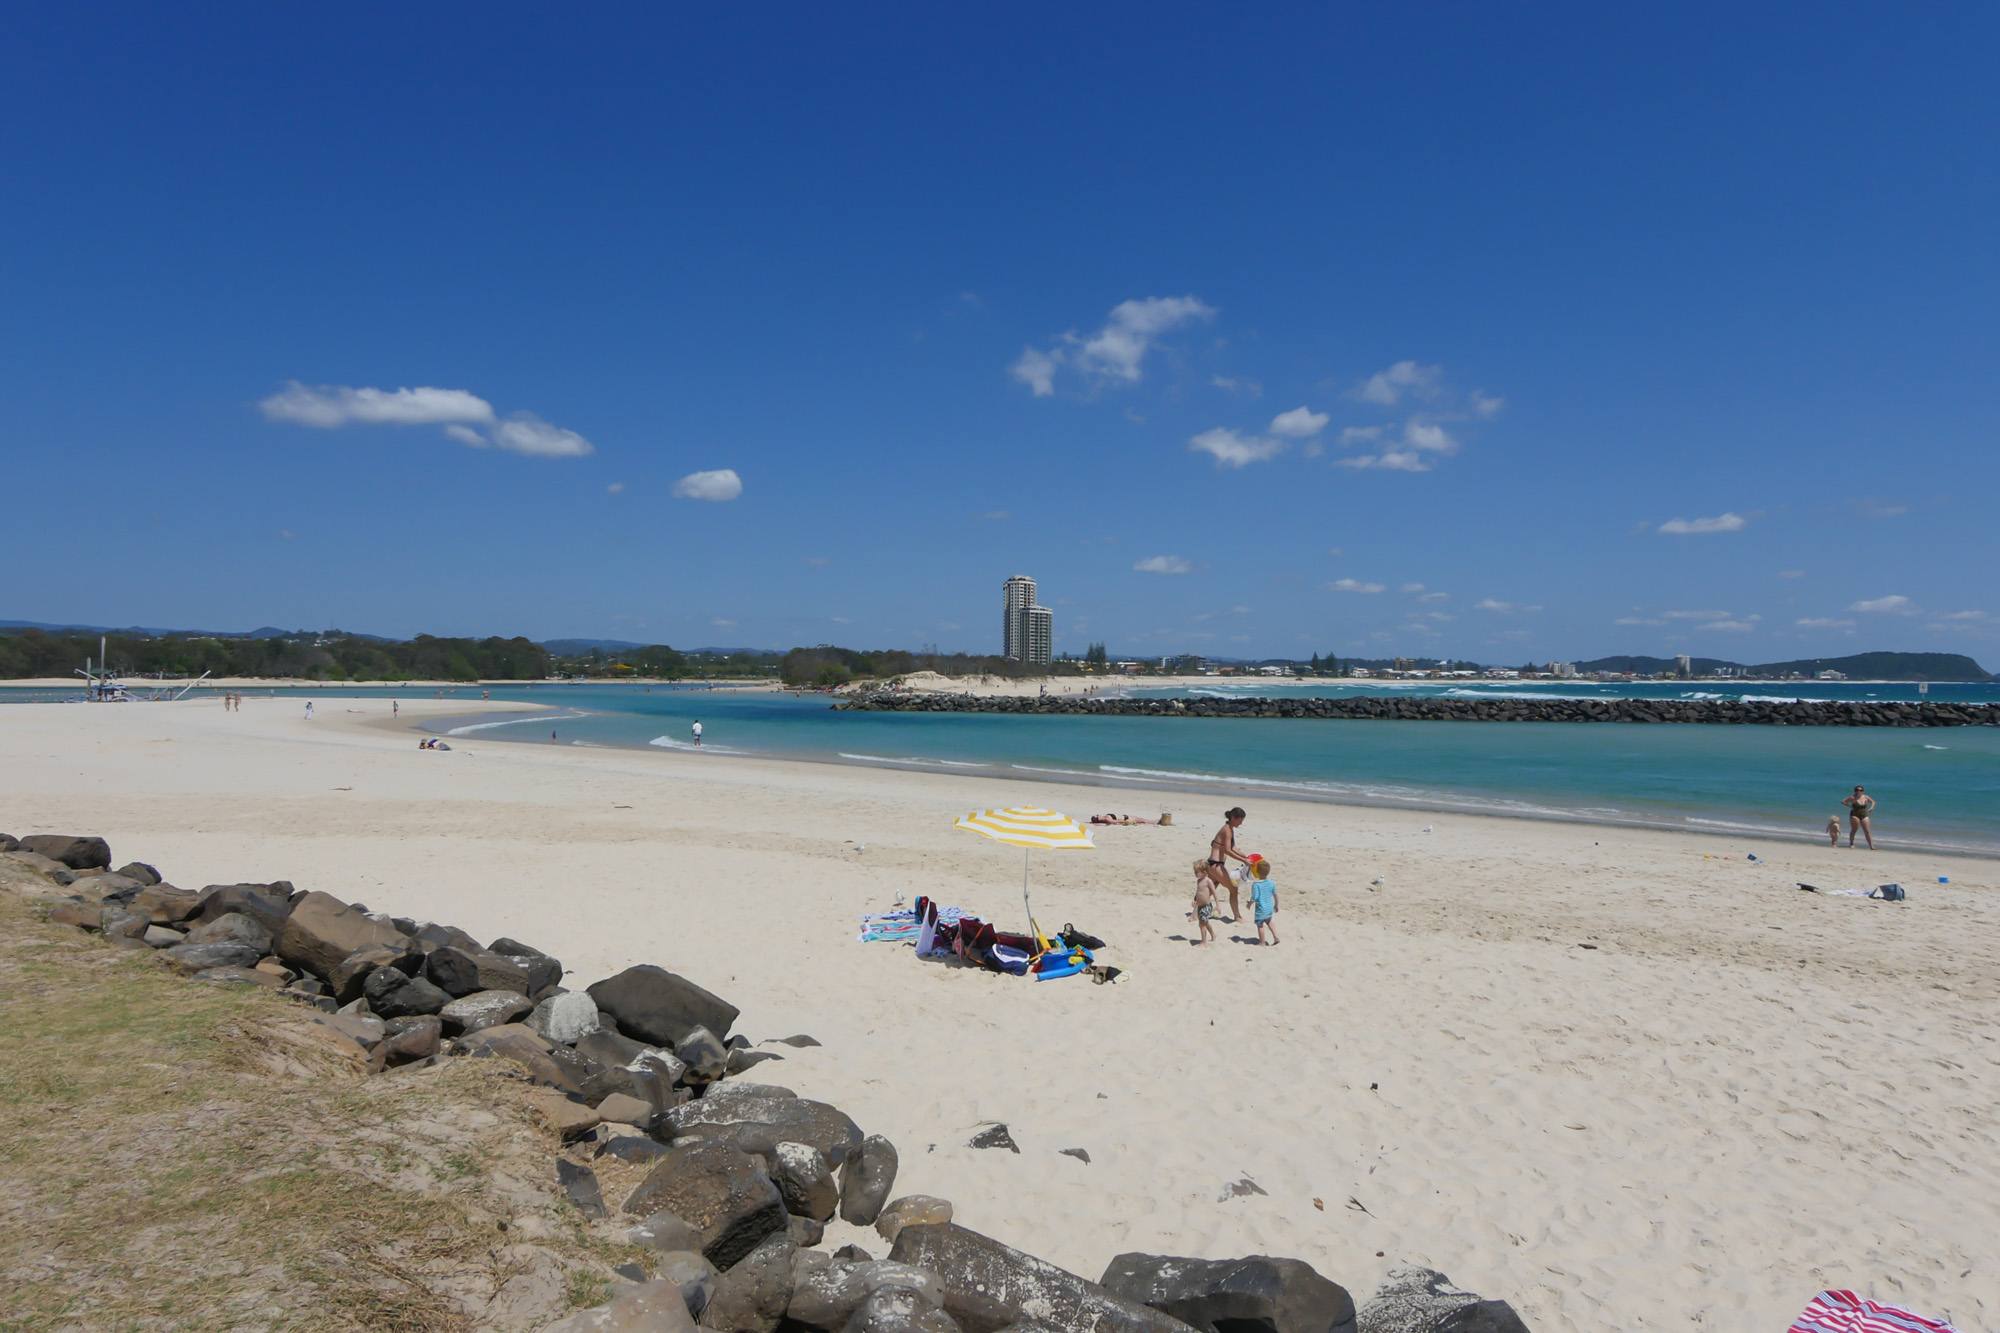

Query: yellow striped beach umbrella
<box><xmin>953</xmin><ymin>806</ymin><xmax>1093</xmax><ymax>947</ymax></box>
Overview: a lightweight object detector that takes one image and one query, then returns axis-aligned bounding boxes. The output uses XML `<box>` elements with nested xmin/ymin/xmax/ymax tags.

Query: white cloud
<box><xmin>1795</xmin><ymin>617</ymin><xmax>1855</xmax><ymax>628</ymax></box>
<box><xmin>1658</xmin><ymin>513</ymin><xmax>1747</xmax><ymax>535</ymax></box>
<box><xmin>1402</xmin><ymin>420</ymin><xmax>1458</xmax><ymax>454</ymax></box>
<box><xmin>1189</xmin><ymin>427</ymin><xmax>1286</xmax><ymax>468</ymax></box>
<box><xmin>262</xmin><ymin>383</ymin><xmax>598</xmax><ymax>458</ymax></box>
<box><xmin>606</xmin><ymin>481</ymin><xmax>625</xmax><ymax>494</ymax></box>
<box><xmin>1699</xmin><ymin>619</ymin><xmax>1757</xmax><ymax>632</ymax></box>
<box><xmin>672</xmin><ymin>469</ymin><xmax>744</xmax><ymax>501</ymax></box>
<box><xmin>1269</xmin><ymin>406</ymin><xmax>1329</xmax><ymax>438</ymax></box>
<box><xmin>1077</xmin><ymin>296</ymin><xmax>1215</xmax><ymax>382</ymax></box>
<box><xmin>1615</xmin><ymin>616</ymin><xmax>1666</xmax><ymax>626</ymax></box>
<box><xmin>1351</xmin><ymin>361</ymin><xmax>1442</xmax><ymax>406</ymax></box>
<box><xmin>1417</xmin><ymin>591</ymin><xmax>1449</xmax><ymax>603</ymax></box>
<box><xmin>1017</xmin><ymin>296</ymin><xmax>1215</xmax><ymax>394</ymax></box>
<box><xmin>1327</xmin><ymin>578</ymin><xmax>1386</xmax><ymax>593</ymax></box>
<box><xmin>1337</xmin><ymin>426</ymin><xmax>1381</xmax><ymax>447</ymax></box>
<box><xmin>1010</xmin><ymin>347</ymin><xmax>1058</xmax><ymax>397</ymax></box>
<box><xmin>712</xmin><ymin>618</ymin><xmax>736</xmax><ymax>627</ymax></box>
<box><xmin>1469</xmin><ymin>390</ymin><xmax>1505</xmax><ymax>419</ymax></box>
<box><xmin>1941</xmin><ymin>610</ymin><xmax>1989</xmax><ymax>620</ymax></box>
<box><xmin>1663</xmin><ymin>609</ymin><xmax>1731</xmax><ymax>620</ymax></box>
<box><xmin>259</xmin><ymin>382</ymin><xmax>496</xmax><ymax>428</ymax></box>
<box><xmin>1778</xmin><ymin>569</ymin><xmax>1807</xmax><ymax>579</ymax></box>
<box><xmin>803</xmin><ymin>556</ymin><xmax>830</xmax><ymax>566</ymax></box>
<box><xmin>1134</xmin><ymin>555</ymin><xmax>1191</xmax><ymax>574</ymax></box>
<box><xmin>1231</xmin><ymin>605</ymin><xmax>1253</xmax><ymax>615</ymax></box>
<box><xmin>482</xmin><ymin>413</ymin><xmax>594</xmax><ymax>458</ymax></box>
<box><xmin>1212</xmin><ymin>375</ymin><xmax>1262</xmax><ymax>397</ymax></box>
<box><xmin>1475</xmin><ymin>599</ymin><xmax>1514</xmax><ymax>612</ymax></box>
<box><xmin>1849</xmin><ymin>594</ymin><xmax>1915</xmax><ymax>614</ymax></box>
<box><xmin>1399</xmin><ymin>583</ymin><xmax>1425</xmax><ymax>594</ymax></box>
<box><xmin>1336</xmin><ymin>448</ymin><xmax>1430</xmax><ymax>472</ymax></box>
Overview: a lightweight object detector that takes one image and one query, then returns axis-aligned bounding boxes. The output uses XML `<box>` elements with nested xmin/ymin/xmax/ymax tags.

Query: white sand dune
<box><xmin>2</xmin><ymin>697</ymin><xmax>1994</xmax><ymax>1332</ymax></box>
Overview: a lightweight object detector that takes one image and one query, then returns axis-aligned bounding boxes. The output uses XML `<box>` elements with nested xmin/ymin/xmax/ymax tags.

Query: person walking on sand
<box><xmin>1249</xmin><ymin>858</ymin><xmax>1279</xmax><ymax>946</ymax></box>
<box><xmin>691</xmin><ymin>719</ymin><xmax>703</xmax><ymax>747</ymax></box>
<box><xmin>392</xmin><ymin>699</ymin><xmax>399</xmax><ymax>719</ymax></box>
<box><xmin>305</xmin><ymin>700</ymin><xmax>314</xmax><ymax>720</ymax></box>
<box><xmin>1843</xmin><ymin>785</ymin><xmax>1877</xmax><ymax>849</ymax></box>
<box><xmin>1195</xmin><ymin>807</ymin><xmax>1252</xmax><ymax>923</ymax></box>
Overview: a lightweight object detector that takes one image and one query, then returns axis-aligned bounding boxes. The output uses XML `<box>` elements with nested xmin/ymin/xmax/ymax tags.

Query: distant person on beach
<box><xmin>1249</xmin><ymin>858</ymin><xmax>1279</xmax><ymax>946</ymax></box>
<box><xmin>692</xmin><ymin>719</ymin><xmax>703</xmax><ymax>747</ymax></box>
<box><xmin>392</xmin><ymin>699</ymin><xmax>398</xmax><ymax>718</ymax></box>
<box><xmin>305</xmin><ymin>701</ymin><xmax>314</xmax><ymax>720</ymax></box>
<box><xmin>1826</xmin><ymin>814</ymin><xmax>1841</xmax><ymax>846</ymax></box>
<box><xmin>1843</xmin><ymin>785</ymin><xmax>1877</xmax><ymax>849</ymax></box>
<box><xmin>1196</xmin><ymin>807</ymin><xmax>1251</xmax><ymax>922</ymax></box>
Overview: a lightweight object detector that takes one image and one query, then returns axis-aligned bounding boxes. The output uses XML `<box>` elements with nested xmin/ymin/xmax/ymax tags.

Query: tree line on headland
<box><xmin>1</xmin><ymin>624</ymin><xmax>1988</xmax><ymax>685</ymax></box>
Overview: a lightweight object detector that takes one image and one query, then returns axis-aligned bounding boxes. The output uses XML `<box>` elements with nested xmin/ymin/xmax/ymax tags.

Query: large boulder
<box><xmin>701</xmin><ymin>1230</ymin><xmax>797</xmax><ymax>1333</ymax></box>
<box><xmin>77</xmin><ymin>874</ymin><xmax>147</xmax><ymax>903</ymax></box>
<box><xmin>330</xmin><ymin>942</ymin><xmax>425</xmax><ymax>1005</ymax></box>
<box><xmin>678</xmin><ymin>1027</ymin><xmax>730</xmax><ymax>1083</ymax></box>
<box><xmin>454</xmin><ymin>1023</ymin><xmax>599</xmax><ymax>1096</ymax></box>
<box><xmin>623</xmin><ymin>1141</ymin><xmax>789</xmax><ymax>1271</ymax></box>
<box><xmin>130</xmin><ymin>884</ymin><xmax>203</xmax><ymax>924</ymax></box>
<box><xmin>540</xmin><ymin>1277</ymin><xmax>699</xmax><ymax>1333</ymax></box>
<box><xmin>657</xmin><ymin>1249</ymin><xmax>723</xmax><ymax>1317</ymax></box>
<box><xmin>839</xmin><ymin>1135</ymin><xmax>899</xmax><ymax>1226</ymax></box>
<box><xmin>875</xmin><ymin>1197</ymin><xmax>952</xmax><ymax>1245</ymax></box>
<box><xmin>1099</xmin><ymin>1255</ymin><xmax>1355</xmax><ymax>1333</ymax></box>
<box><xmin>589</xmin><ymin>964</ymin><xmax>740</xmax><ymax>1047</ymax></box>
<box><xmin>425</xmin><ymin>946</ymin><xmax>533</xmax><ymax>998</ymax></box>
<box><xmin>771</xmin><ymin>1142</ymin><xmax>838</xmax><ymax>1223</ymax></box>
<box><xmin>630</xmin><ymin>1210</ymin><xmax>706</xmax><ymax>1256</ymax></box>
<box><xmin>184</xmin><ymin>912</ymin><xmax>275</xmax><ymax>955</ymax></box>
<box><xmin>844</xmin><ymin>1285</ymin><xmax>961</xmax><ymax>1333</ymax></box>
<box><xmin>888</xmin><ymin>1225</ymin><xmax>1201</xmax><ymax>1333</ymax></box>
<box><xmin>277</xmin><ymin>892</ymin><xmax>408</xmax><ymax>983</ymax></box>
<box><xmin>412</xmin><ymin>921</ymin><xmax>483</xmax><ymax>954</ymax></box>
<box><xmin>363</xmin><ymin>965</ymin><xmax>453</xmax><ymax>1019</ymax></box>
<box><xmin>378</xmin><ymin>1015</ymin><xmax>444</xmax><ymax>1064</ymax></box>
<box><xmin>578</xmin><ymin>1029</ymin><xmax>651</xmax><ymax>1068</ymax></box>
<box><xmin>440</xmin><ymin>989</ymin><xmax>535</xmax><ymax>1034</ymax></box>
<box><xmin>660</xmin><ymin>1096</ymin><xmax>863</xmax><ymax>1169</ymax></box>
<box><xmin>114</xmin><ymin>861</ymin><xmax>161</xmax><ymax>885</ymax></box>
<box><xmin>1354</xmin><ymin>1269</ymin><xmax>1529</xmax><ymax>1333</ymax></box>
<box><xmin>788</xmin><ymin>1261</ymin><xmax>945</xmax><ymax>1331</ymax></box>
<box><xmin>159</xmin><ymin>941</ymin><xmax>264</xmax><ymax>975</ymax></box>
<box><xmin>194</xmin><ymin>884</ymin><xmax>293</xmax><ymax>935</ymax></box>
<box><xmin>47</xmin><ymin>900</ymin><xmax>103</xmax><ymax>931</ymax></box>
<box><xmin>532</xmin><ymin>991</ymin><xmax>602</xmax><ymax>1044</ymax></box>
<box><xmin>19</xmin><ymin>835</ymin><xmax>110</xmax><ymax>870</ymax></box>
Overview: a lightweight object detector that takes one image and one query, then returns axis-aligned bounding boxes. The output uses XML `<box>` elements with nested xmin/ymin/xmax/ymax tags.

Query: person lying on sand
<box><xmin>1091</xmin><ymin>813</ymin><xmax>1162</xmax><ymax>825</ymax></box>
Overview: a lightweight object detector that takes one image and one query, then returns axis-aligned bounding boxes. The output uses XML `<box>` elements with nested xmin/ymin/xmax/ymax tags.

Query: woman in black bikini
<box><xmin>1199</xmin><ymin>807</ymin><xmax>1251</xmax><ymax>923</ymax></box>
<box><xmin>1843</xmin><ymin>785</ymin><xmax>1877</xmax><ymax>850</ymax></box>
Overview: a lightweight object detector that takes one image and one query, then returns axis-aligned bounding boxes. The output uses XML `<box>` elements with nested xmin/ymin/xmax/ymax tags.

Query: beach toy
<box><xmin>1747</xmin><ymin>854</ymin><xmax>1758</xmax><ymax>862</ymax></box>
<box><xmin>1034</xmin><ymin>948</ymin><xmax>1091</xmax><ymax>981</ymax></box>
<box><xmin>1939</xmin><ymin>876</ymin><xmax>1949</xmax><ymax>884</ymax></box>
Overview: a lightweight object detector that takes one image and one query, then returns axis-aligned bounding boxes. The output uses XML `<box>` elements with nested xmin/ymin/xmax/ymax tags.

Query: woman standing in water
<box><xmin>1843</xmin><ymin>785</ymin><xmax>1877</xmax><ymax>849</ymax></box>
<box><xmin>1197</xmin><ymin>807</ymin><xmax>1252</xmax><ymax>923</ymax></box>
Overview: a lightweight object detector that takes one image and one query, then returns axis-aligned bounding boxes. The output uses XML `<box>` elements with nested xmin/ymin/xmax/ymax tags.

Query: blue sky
<box><xmin>4</xmin><ymin>5</ymin><xmax>1995</xmax><ymax>664</ymax></box>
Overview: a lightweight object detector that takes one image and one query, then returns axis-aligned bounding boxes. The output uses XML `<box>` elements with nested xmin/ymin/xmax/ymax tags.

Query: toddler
<box><xmin>1189</xmin><ymin>865</ymin><xmax>1219</xmax><ymax>947</ymax></box>
<box><xmin>1826</xmin><ymin>814</ymin><xmax>1840</xmax><ymax>846</ymax></box>
<box><xmin>1249</xmin><ymin>858</ymin><xmax>1279</xmax><ymax>946</ymax></box>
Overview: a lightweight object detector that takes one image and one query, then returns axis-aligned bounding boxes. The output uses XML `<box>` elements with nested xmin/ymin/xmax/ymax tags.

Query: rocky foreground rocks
<box><xmin>4</xmin><ymin>830</ymin><xmax>1533</xmax><ymax>1332</ymax></box>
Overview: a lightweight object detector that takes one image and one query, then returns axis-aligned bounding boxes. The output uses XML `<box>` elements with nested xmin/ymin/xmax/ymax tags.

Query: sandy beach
<box><xmin>2</xmin><ymin>696</ymin><xmax>1994</xmax><ymax>1332</ymax></box>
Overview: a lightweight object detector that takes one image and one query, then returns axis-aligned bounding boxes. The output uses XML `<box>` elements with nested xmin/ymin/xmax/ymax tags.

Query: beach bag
<box><xmin>1060</xmin><ymin>924</ymin><xmax>1106</xmax><ymax>950</ymax></box>
<box><xmin>1874</xmin><ymin>883</ymin><xmax>1906</xmax><ymax>901</ymax></box>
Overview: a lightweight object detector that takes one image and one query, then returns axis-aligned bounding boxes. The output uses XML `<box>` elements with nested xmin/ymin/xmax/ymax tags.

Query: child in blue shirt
<box><xmin>1249</xmin><ymin>859</ymin><xmax>1279</xmax><ymax>946</ymax></box>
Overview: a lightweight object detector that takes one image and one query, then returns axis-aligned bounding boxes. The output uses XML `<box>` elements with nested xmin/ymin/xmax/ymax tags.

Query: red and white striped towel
<box><xmin>1789</xmin><ymin>1290</ymin><xmax>1960</xmax><ymax>1333</ymax></box>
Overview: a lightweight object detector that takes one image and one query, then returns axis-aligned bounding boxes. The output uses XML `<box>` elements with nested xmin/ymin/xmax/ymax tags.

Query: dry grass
<box><xmin>0</xmin><ymin>865</ymin><xmax>645</xmax><ymax>1332</ymax></box>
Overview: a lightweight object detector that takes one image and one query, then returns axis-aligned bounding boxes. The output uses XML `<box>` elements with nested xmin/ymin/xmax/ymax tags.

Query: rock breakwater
<box><xmin>835</xmin><ymin>693</ymin><xmax>1998</xmax><ymax>727</ymax></box>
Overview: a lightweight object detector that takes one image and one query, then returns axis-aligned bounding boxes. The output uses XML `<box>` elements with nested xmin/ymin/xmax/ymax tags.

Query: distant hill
<box><xmin>1</xmin><ymin>620</ymin><xmax>412</xmax><ymax>643</ymax></box>
<box><xmin>1577</xmin><ymin>655</ymin><xmax>1744</xmax><ymax>675</ymax></box>
<box><xmin>1748</xmin><ymin>652</ymin><xmax>1990</xmax><ymax>682</ymax></box>
<box><xmin>539</xmin><ymin>638</ymin><xmax>647</xmax><ymax>655</ymax></box>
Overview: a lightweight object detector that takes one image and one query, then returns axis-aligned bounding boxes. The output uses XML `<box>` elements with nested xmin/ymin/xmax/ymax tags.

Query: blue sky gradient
<box><xmin>4</xmin><ymin>5</ymin><xmax>1995</xmax><ymax>662</ymax></box>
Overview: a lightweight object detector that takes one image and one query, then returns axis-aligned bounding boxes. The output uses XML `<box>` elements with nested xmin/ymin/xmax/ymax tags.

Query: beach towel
<box><xmin>1788</xmin><ymin>1290</ymin><xmax>1959</xmax><ymax>1333</ymax></box>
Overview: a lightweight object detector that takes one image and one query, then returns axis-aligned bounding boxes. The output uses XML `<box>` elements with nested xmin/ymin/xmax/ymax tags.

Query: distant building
<box><xmin>1548</xmin><ymin>661</ymin><xmax>1577</xmax><ymax>678</ymax></box>
<box><xmin>1675</xmin><ymin>654</ymin><xmax>1693</xmax><ymax>676</ymax></box>
<box><xmin>1818</xmin><ymin>669</ymin><xmax>1847</xmax><ymax>681</ymax></box>
<box><xmin>1002</xmin><ymin>575</ymin><xmax>1053</xmax><ymax>668</ymax></box>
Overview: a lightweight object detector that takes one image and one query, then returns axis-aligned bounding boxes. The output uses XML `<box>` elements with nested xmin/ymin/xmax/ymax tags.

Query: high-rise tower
<box><xmin>1002</xmin><ymin>575</ymin><xmax>1053</xmax><ymax>668</ymax></box>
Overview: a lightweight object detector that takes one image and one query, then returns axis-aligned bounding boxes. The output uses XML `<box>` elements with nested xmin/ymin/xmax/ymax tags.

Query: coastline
<box><xmin>3</xmin><ymin>695</ymin><xmax>1995</xmax><ymax>1331</ymax></box>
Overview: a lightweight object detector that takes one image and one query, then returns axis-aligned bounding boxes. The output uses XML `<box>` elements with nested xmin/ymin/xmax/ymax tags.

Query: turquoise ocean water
<box><xmin>419</xmin><ymin>680</ymin><xmax>1998</xmax><ymax>855</ymax></box>
<box><xmin>9</xmin><ymin>679</ymin><xmax>1995</xmax><ymax>853</ymax></box>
